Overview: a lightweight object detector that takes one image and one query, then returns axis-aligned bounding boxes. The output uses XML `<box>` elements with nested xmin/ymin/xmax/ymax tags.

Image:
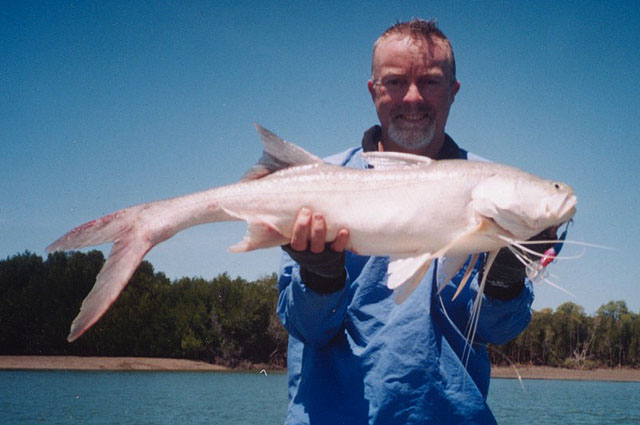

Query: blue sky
<box><xmin>2</xmin><ymin>1</ymin><xmax>639</xmax><ymax>314</ymax></box>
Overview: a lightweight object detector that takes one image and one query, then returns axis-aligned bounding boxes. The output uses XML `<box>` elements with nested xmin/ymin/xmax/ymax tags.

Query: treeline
<box><xmin>0</xmin><ymin>251</ymin><xmax>287</xmax><ymax>367</ymax></box>
<box><xmin>2</xmin><ymin>251</ymin><xmax>639</xmax><ymax>369</ymax></box>
<box><xmin>490</xmin><ymin>300</ymin><xmax>640</xmax><ymax>368</ymax></box>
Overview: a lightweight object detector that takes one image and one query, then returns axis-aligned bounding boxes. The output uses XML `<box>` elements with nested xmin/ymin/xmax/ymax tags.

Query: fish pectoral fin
<box><xmin>389</xmin><ymin>228</ymin><xmax>485</xmax><ymax>303</ymax></box>
<box><xmin>436</xmin><ymin>254</ymin><xmax>472</xmax><ymax>293</ymax></box>
<box><xmin>451</xmin><ymin>253</ymin><xmax>480</xmax><ymax>301</ymax></box>
<box><xmin>387</xmin><ymin>252</ymin><xmax>435</xmax><ymax>304</ymax></box>
<box><xmin>242</xmin><ymin>125</ymin><xmax>324</xmax><ymax>181</ymax></box>
<box><xmin>228</xmin><ymin>218</ymin><xmax>289</xmax><ymax>252</ymax></box>
<box><xmin>434</xmin><ymin>218</ymin><xmax>501</xmax><ymax>295</ymax></box>
<box><xmin>361</xmin><ymin>151</ymin><xmax>433</xmax><ymax>169</ymax></box>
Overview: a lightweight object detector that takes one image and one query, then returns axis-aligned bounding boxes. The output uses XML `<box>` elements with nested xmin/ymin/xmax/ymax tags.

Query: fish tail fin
<box><xmin>67</xmin><ymin>232</ymin><xmax>151</xmax><ymax>341</ymax></box>
<box><xmin>46</xmin><ymin>207</ymin><xmax>137</xmax><ymax>253</ymax></box>
<box><xmin>46</xmin><ymin>205</ymin><xmax>155</xmax><ymax>342</ymax></box>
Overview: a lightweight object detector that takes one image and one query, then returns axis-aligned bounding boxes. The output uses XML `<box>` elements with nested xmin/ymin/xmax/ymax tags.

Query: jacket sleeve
<box><xmin>473</xmin><ymin>280</ymin><xmax>534</xmax><ymax>345</ymax></box>
<box><xmin>277</xmin><ymin>251</ymin><xmax>351</xmax><ymax>348</ymax></box>
<box><xmin>439</xmin><ymin>255</ymin><xmax>534</xmax><ymax>346</ymax></box>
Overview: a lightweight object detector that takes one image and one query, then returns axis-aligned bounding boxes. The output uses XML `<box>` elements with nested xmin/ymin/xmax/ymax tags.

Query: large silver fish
<box><xmin>47</xmin><ymin>125</ymin><xmax>577</xmax><ymax>341</ymax></box>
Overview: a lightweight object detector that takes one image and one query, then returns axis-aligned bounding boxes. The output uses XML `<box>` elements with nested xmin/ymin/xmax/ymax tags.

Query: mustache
<box><xmin>391</xmin><ymin>107</ymin><xmax>435</xmax><ymax>120</ymax></box>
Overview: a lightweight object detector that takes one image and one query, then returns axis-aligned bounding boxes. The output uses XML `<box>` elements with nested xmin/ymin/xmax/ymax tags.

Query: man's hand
<box><xmin>289</xmin><ymin>207</ymin><xmax>350</xmax><ymax>253</ymax></box>
<box><xmin>282</xmin><ymin>208</ymin><xmax>350</xmax><ymax>294</ymax></box>
<box><xmin>483</xmin><ymin>226</ymin><xmax>559</xmax><ymax>300</ymax></box>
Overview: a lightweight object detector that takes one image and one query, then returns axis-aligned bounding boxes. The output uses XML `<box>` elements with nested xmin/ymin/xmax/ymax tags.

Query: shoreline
<box><xmin>1</xmin><ymin>356</ymin><xmax>639</xmax><ymax>381</ymax></box>
<box><xmin>491</xmin><ymin>365</ymin><xmax>640</xmax><ymax>382</ymax></box>
<box><xmin>0</xmin><ymin>356</ymin><xmax>231</xmax><ymax>372</ymax></box>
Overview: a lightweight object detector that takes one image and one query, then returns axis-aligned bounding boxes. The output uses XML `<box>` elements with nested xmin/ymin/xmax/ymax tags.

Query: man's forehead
<box><xmin>373</xmin><ymin>37</ymin><xmax>449</xmax><ymax>75</ymax></box>
<box><xmin>376</xmin><ymin>64</ymin><xmax>447</xmax><ymax>78</ymax></box>
<box><xmin>373</xmin><ymin>36</ymin><xmax>450</xmax><ymax>67</ymax></box>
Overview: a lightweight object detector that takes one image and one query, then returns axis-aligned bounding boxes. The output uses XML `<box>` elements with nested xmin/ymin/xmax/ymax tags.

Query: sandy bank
<box><xmin>1</xmin><ymin>356</ymin><xmax>638</xmax><ymax>381</ymax></box>
<box><xmin>0</xmin><ymin>356</ymin><xmax>229</xmax><ymax>371</ymax></box>
<box><xmin>491</xmin><ymin>365</ymin><xmax>640</xmax><ymax>382</ymax></box>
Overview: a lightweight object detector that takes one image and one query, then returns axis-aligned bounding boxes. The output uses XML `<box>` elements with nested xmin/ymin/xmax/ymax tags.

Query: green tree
<box><xmin>592</xmin><ymin>301</ymin><xmax>631</xmax><ymax>366</ymax></box>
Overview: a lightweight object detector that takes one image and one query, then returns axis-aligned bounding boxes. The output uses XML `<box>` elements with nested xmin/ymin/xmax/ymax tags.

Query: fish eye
<box><xmin>553</xmin><ymin>182</ymin><xmax>562</xmax><ymax>190</ymax></box>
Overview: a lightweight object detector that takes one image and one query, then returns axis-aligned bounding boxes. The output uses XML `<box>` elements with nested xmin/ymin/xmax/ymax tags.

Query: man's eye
<box><xmin>422</xmin><ymin>79</ymin><xmax>442</xmax><ymax>86</ymax></box>
<box><xmin>385</xmin><ymin>79</ymin><xmax>403</xmax><ymax>87</ymax></box>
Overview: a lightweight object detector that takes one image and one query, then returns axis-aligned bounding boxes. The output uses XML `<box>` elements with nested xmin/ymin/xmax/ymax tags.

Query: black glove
<box><xmin>281</xmin><ymin>243</ymin><xmax>346</xmax><ymax>294</ymax></box>
<box><xmin>482</xmin><ymin>228</ymin><xmax>557</xmax><ymax>301</ymax></box>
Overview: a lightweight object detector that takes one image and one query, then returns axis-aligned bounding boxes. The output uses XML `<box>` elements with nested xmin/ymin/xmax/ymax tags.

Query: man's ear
<box><xmin>367</xmin><ymin>79</ymin><xmax>376</xmax><ymax>102</ymax></box>
<box><xmin>450</xmin><ymin>80</ymin><xmax>461</xmax><ymax>104</ymax></box>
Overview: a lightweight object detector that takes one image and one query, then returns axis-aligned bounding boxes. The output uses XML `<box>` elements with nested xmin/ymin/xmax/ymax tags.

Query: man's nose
<box><xmin>403</xmin><ymin>82</ymin><xmax>424</xmax><ymax>104</ymax></box>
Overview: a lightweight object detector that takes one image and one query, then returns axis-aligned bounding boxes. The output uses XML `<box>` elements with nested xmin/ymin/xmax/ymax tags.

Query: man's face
<box><xmin>368</xmin><ymin>36</ymin><xmax>460</xmax><ymax>156</ymax></box>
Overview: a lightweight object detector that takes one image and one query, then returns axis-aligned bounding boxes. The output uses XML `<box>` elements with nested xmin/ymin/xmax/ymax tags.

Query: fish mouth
<box><xmin>559</xmin><ymin>205</ymin><xmax>577</xmax><ymax>224</ymax></box>
<box><xmin>554</xmin><ymin>194</ymin><xmax>578</xmax><ymax>223</ymax></box>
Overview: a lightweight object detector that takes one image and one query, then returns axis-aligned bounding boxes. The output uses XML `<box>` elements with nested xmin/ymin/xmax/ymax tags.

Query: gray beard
<box><xmin>387</xmin><ymin>119</ymin><xmax>436</xmax><ymax>151</ymax></box>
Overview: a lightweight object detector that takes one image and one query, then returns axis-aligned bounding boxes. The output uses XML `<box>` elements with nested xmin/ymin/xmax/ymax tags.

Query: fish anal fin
<box><xmin>228</xmin><ymin>218</ymin><xmax>288</xmax><ymax>252</ymax></box>
<box><xmin>242</xmin><ymin>125</ymin><xmax>323</xmax><ymax>181</ymax></box>
<box><xmin>219</xmin><ymin>205</ymin><xmax>288</xmax><ymax>252</ymax></box>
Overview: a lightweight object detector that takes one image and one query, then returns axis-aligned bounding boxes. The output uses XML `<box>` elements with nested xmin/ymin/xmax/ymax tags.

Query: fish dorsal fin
<box><xmin>362</xmin><ymin>151</ymin><xmax>433</xmax><ymax>170</ymax></box>
<box><xmin>242</xmin><ymin>124</ymin><xmax>324</xmax><ymax>181</ymax></box>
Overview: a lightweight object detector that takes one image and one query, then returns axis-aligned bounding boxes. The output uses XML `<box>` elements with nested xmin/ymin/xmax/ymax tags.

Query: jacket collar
<box><xmin>361</xmin><ymin>125</ymin><xmax>464</xmax><ymax>160</ymax></box>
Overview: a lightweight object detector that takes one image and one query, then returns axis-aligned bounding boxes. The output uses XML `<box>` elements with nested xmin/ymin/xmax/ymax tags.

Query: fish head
<box><xmin>471</xmin><ymin>173</ymin><xmax>577</xmax><ymax>240</ymax></box>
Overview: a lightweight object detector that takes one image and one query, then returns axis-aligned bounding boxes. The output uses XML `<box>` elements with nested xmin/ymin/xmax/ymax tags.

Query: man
<box><xmin>277</xmin><ymin>19</ymin><xmax>550</xmax><ymax>424</ymax></box>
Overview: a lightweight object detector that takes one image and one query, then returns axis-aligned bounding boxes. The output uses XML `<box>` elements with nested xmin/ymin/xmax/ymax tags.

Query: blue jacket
<box><xmin>277</xmin><ymin>133</ymin><xmax>534</xmax><ymax>425</ymax></box>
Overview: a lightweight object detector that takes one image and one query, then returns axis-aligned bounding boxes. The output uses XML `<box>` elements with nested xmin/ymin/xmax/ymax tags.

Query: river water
<box><xmin>1</xmin><ymin>370</ymin><xmax>638</xmax><ymax>424</ymax></box>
